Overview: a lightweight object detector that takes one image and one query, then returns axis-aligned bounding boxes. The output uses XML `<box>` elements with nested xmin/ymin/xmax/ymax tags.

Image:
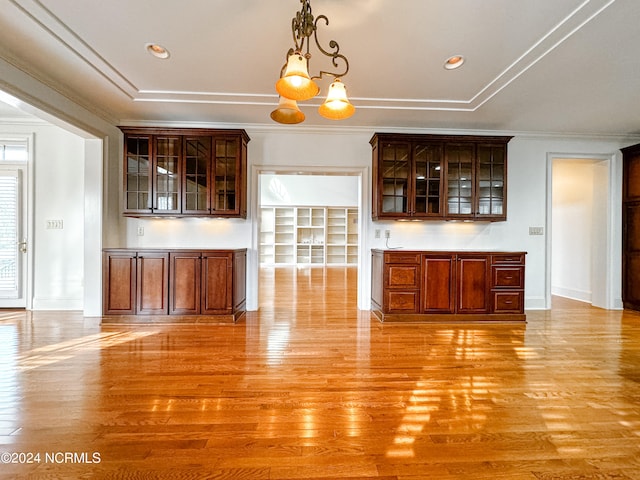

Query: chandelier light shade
<box><xmin>318</xmin><ymin>79</ymin><xmax>355</xmax><ymax>120</ymax></box>
<box><xmin>270</xmin><ymin>96</ymin><xmax>306</xmax><ymax>124</ymax></box>
<box><xmin>272</xmin><ymin>0</ymin><xmax>355</xmax><ymax>124</ymax></box>
<box><xmin>275</xmin><ymin>53</ymin><xmax>320</xmax><ymax>101</ymax></box>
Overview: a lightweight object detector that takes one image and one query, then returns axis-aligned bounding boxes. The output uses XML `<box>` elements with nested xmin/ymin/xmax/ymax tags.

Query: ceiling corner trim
<box><xmin>10</xmin><ymin>0</ymin><xmax>139</xmax><ymax>100</ymax></box>
<box><xmin>468</xmin><ymin>0</ymin><xmax>618</xmax><ymax>111</ymax></box>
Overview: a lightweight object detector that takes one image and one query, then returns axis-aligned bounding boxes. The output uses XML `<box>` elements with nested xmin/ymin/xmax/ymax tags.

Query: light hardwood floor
<box><xmin>0</xmin><ymin>266</ymin><xmax>639</xmax><ymax>479</ymax></box>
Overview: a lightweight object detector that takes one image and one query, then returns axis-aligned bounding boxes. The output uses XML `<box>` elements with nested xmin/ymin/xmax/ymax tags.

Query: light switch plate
<box><xmin>46</xmin><ymin>219</ymin><xmax>63</xmax><ymax>229</ymax></box>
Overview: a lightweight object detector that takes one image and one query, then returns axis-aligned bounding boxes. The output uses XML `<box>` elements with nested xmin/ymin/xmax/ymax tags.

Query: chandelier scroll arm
<box><xmin>308</xmin><ymin>14</ymin><xmax>350</xmax><ymax>81</ymax></box>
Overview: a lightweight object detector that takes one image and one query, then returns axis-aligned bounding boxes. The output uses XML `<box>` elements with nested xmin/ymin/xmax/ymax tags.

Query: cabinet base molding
<box><xmin>102</xmin><ymin>311</ymin><xmax>245</xmax><ymax>325</ymax></box>
<box><xmin>371</xmin><ymin>309</ymin><xmax>525</xmax><ymax>323</ymax></box>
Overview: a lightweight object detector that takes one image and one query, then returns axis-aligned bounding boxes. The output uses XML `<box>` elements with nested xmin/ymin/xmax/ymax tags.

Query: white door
<box><xmin>0</xmin><ymin>166</ymin><xmax>27</xmax><ymax>307</ymax></box>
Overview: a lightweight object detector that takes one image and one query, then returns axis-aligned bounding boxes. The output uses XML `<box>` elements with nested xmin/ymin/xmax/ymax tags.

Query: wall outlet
<box><xmin>374</xmin><ymin>229</ymin><xmax>380</xmax><ymax>239</ymax></box>
<box><xmin>529</xmin><ymin>226</ymin><xmax>544</xmax><ymax>235</ymax></box>
<box><xmin>385</xmin><ymin>229</ymin><xmax>391</xmax><ymax>239</ymax></box>
<box><xmin>137</xmin><ymin>226</ymin><xmax>145</xmax><ymax>236</ymax></box>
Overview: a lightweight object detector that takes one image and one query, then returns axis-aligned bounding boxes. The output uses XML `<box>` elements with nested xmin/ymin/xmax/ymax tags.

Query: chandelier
<box><xmin>270</xmin><ymin>0</ymin><xmax>355</xmax><ymax>124</ymax></box>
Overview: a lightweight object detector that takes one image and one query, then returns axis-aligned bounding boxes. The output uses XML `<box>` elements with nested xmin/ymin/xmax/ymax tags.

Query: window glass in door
<box><xmin>0</xmin><ymin>167</ymin><xmax>25</xmax><ymax>306</ymax></box>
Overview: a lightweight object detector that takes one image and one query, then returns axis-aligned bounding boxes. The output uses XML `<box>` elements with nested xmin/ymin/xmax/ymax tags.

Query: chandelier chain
<box><xmin>286</xmin><ymin>0</ymin><xmax>349</xmax><ymax>81</ymax></box>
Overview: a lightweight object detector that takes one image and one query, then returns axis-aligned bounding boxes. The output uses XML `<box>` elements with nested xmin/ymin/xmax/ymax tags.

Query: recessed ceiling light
<box><xmin>146</xmin><ymin>43</ymin><xmax>170</xmax><ymax>59</ymax></box>
<box><xmin>444</xmin><ymin>55</ymin><xmax>465</xmax><ymax>70</ymax></box>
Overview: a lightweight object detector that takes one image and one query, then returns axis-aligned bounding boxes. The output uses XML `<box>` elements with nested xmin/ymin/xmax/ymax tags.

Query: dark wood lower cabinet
<box><xmin>103</xmin><ymin>248</ymin><xmax>246</xmax><ymax>322</ymax></box>
<box><xmin>423</xmin><ymin>255</ymin><xmax>455</xmax><ymax>313</ymax></box>
<box><xmin>491</xmin><ymin>253</ymin><xmax>525</xmax><ymax>313</ymax></box>
<box><xmin>371</xmin><ymin>249</ymin><xmax>526</xmax><ymax>322</ymax></box>
<box><xmin>622</xmin><ymin>142</ymin><xmax>640</xmax><ymax>311</ymax></box>
<box><xmin>102</xmin><ymin>251</ymin><xmax>137</xmax><ymax>315</ymax></box>
<box><xmin>456</xmin><ymin>255</ymin><xmax>489</xmax><ymax>314</ymax></box>
<box><xmin>384</xmin><ymin>252</ymin><xmax>421</xmax><ymax>314</ymax></box>
<box><xmin>170</xmin><ymin>252</ymin><xmax>201</xmax><ymax>315</ymax></box>
<box><xmin>136</xmin><ymin>252</ymin><xmax>169</xmax><ymax>315</ymax></box>
<box><xmin>201</xmin><ymin>253</ymin><xmax>246</xmax><ymax>315</ymax></box>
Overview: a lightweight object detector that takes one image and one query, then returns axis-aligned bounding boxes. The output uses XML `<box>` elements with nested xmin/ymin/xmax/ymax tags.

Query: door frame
<box><xmin>545</xmin><ymin>152</ymin><xmax>619</xmax><ymax>309</ymax></box>
<box><xmin>249</xmin><ymin>164</ymin><xmax>370</xmax><ymax>311</ymax></box>
<box><xmin>0</xmin><ymin>133</ymin><xmax>34</xmax><ymax>309</ymax></box>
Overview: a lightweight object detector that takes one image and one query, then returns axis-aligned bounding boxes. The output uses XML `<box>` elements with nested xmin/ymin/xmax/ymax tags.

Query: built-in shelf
<box><xmin>260</xmin><ymin>206</ymin><xmax>358</xmax><ymax>265</ymax></box>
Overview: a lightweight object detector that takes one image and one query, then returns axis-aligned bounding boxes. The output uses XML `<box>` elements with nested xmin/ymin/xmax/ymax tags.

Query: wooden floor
<box><xmin>1</xmin><ymin>266</ymin><xmax>640</xmax><ymax>479</ymax></box>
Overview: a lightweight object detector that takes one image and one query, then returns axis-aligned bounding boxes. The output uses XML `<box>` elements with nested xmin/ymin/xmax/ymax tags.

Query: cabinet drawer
<box><xmin>492</xmin><ymin>291</ymin><xmax>524</xmax><ymax>313</ymax></box>
<box><xmin>385</xmin><ymin>290</ymin><xmax>420</xmax><ymax>313</ymax></box>
<box><xmin>492</xmin><ymin>253</ymin><xmax>525</xmax><ymax>264</ymax></box>
<box><xmin>492</xmin><ymin>266</ymin><xmax>524</xmax><ymax>288</ymax></box>
<box><xmin>386</xmin><ymin>265</ymin><xmax>420</xmax><ymax>288</ymax></box>
<box><xmin>384</xmin><ymin>252</ymin><xmax>421</xmax><ymax>264</ymax></box>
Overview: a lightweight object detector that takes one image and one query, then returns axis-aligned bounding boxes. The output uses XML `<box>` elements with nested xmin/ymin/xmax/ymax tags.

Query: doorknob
<box><xmin>18</xmin><ymin>239</ymin><xmax>27</xmax><ymax>253</ymax></box>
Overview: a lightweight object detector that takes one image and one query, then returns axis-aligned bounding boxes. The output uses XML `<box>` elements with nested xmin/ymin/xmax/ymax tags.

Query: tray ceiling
<box><xmin>0</xmin><ymin>0</ymin><xmax>638</xmax><ymax>135</ymax></box>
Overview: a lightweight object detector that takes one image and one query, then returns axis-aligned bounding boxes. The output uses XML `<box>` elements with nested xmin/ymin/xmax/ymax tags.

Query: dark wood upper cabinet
<box><xmin>371</xmin><ymin>133</ymin><xmax>512</xmax><ymax>221</ymax></box>
<box><xmin>371</xmin><ymin>137</ymin><xmax>443</xmax><ymax>220</ymax></box>
<box><xmin>622</xmin><ymin>142</ymin><xmax>640</xmax><ymax>311</ymax></box>
<box><xmin>120</xmin><ymin>127</ymin><xmax>249</xmax><ymax>218</ymax></box>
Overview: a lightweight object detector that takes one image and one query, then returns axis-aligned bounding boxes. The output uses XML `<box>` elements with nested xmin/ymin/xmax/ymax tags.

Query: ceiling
<box><xmin>0</xmin><ymin>0</ymin><xmax>639</xmax><ymax>136</ymax></box>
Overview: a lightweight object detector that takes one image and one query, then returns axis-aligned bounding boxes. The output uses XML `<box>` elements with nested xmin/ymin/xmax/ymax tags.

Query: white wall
<box><xmin>551</xmin><ymin>158</ymin><xmax>611</xmax><ymax>307</ymax></box>
<box><xmin>552</xmin><ymin>160</ymin><xmax>595</xmax><ymax>302</ymax></box>
<box><xmin>1</xmin><ymin>56</ymin><xmax>122</xmax><ymax>315</ymax></box>
<box><xmin>0</xmin><ymin>122</ymin><xmax>86</xmax><ymax>309</ymax></box>
<box><xmin>260</xmin><ymin>174</ymin><xmax>359</xmax><ymax>207</ymax></box>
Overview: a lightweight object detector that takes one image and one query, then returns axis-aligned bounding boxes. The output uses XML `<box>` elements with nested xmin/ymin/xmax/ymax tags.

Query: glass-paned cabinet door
<box><xmin>445</xmin><ymin>144</ymin><xmax>475</xmax><ymax>217</ymax></box>
<box><xmin>183</xmin><ymin>136</ymin><xmax>211</xmax><ymax>213</ymax></box>
<box><xmin>213</xmin><ymin>138</ymin><xmax>238</xmax><ymax>213</ymax></box>
<box><xmin>154</xmin><ymin>136</ymin><xmax>181</xmax><ymax>213</ymax></box>
<box><xmin>414</xmin><ymin>143</ymin><xmax>443</xmax><ymax>216</ymax></box>
<box><xmin>125</xmin><ymin>135</ymin><xmax>151</xmax><ymax>212</ymax></box>
<box><xmin>380</xmin><ymin>142</ymin><xmax>410</xmax><ymax>215</ymax></box>
<box><xmin>477</xmin><ymin>144</ymin><xmax>506</xmax><ymax>218</ymax></box>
